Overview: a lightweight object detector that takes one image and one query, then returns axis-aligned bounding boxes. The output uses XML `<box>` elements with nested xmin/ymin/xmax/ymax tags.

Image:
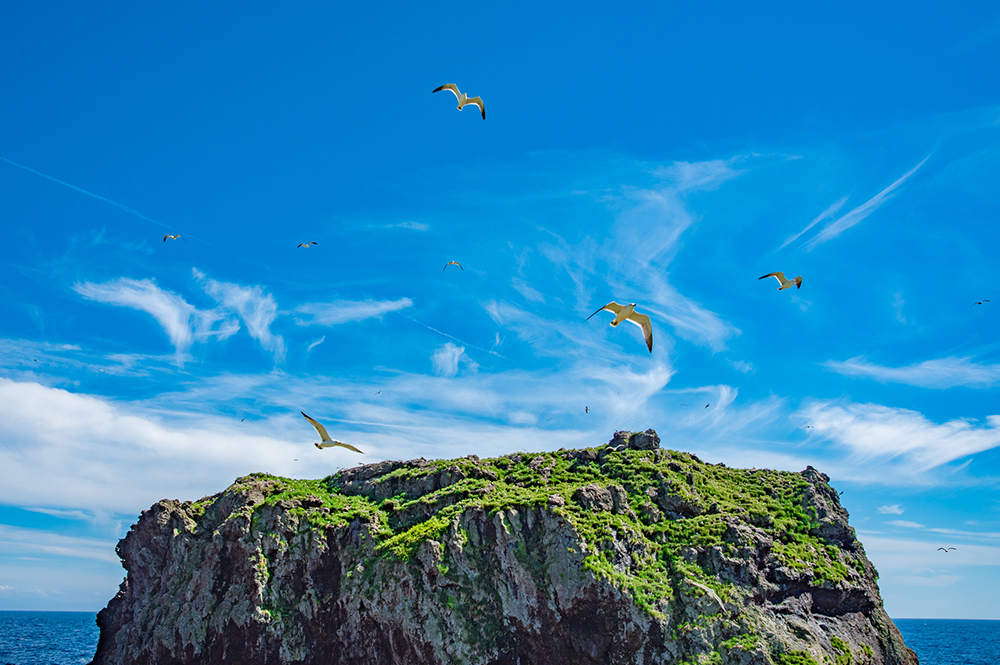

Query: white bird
<box><xmin>688</xmin><ymin>579</ymin><xmax>727</xmax><ymax>615</ymax></box>
<box><xmin>301</xmin><ymin>412</ymin><xmax>363</xmax><ymax>453</ymax></box>
<box><xmin>432</xmin><ymin>84</ymin><xmax>485</xmax><ymax>119</ymax></box>
<box><xmin>585</xmin><ymin>302</ymin><xmax>653</xmax><ymax>353</ymax></box>
<box><xmin>163</xmin><ymin>234</ymin><xmax>183</xmax><ymax>242</ymax></box>
<box><xmin>759</xmin><ymin>271</ymin><xmax>802</xmax><ymax>290</ymax></box>
<box><xmin>297</xmin><ymin>242</ymin><xmax>317</xmax><ymax>248</ymax></box>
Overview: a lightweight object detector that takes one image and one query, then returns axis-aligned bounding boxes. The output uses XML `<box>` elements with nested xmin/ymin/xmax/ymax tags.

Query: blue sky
<box><xmin>1</xmin><ymin>2</ymin><xmax>999</xmax><ymax>618</ymax></box>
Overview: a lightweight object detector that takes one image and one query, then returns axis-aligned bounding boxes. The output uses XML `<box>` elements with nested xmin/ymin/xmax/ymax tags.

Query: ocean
<box><xmin>0</xmin><ymin>611</ymin><xmax>996</xmax><ymax>664</ymax></box>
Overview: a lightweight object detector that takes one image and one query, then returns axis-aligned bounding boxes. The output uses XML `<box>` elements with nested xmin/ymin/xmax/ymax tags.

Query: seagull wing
<box><xmin>759</xmin><ymin>272</ymin><xmax>787</xmax><ymax>285</ymax></box>
<box><xmin>585</xmin><ymin>301</ymin><xmax>624</xmax><ymax>321</ymax></box>
<box><xmin>301</xmin><ymin>411</ymin><xmax>332</xmax><ymax>443</ymax></box>
<box><xmin>937</xmin><ymin>547</ymin><xmax>947</xmax><ymax>551</ymax></box>
<box><xmin>465</xmin><ymin>96</ymin><xmax>485</xmax><ymax>119</ymax></box>
<box><xmin>163</xmin><ymin>235</ymin><xmax>169</xmax><ymax>242</ymax></box>
<box><xmin>432</xmin><ymin>83</ymin><xmax>461</xmax><ymax>101</ymax></box>
<box><xmin>626</xmin><ymin>311</ymin><xmax>653</xmax><ymax>352</ymax></box>
<box><xmin>333</xmin><ymin>441</ymin><xmax>364</xmax><ymax>454</ymax></box>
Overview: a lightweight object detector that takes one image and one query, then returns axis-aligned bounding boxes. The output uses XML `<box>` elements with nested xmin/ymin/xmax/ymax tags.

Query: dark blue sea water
<box><xmin>0</xmin><ymin>611</ymin><xmax>996</xmax><ymax>664</ymax></box>
<box><xmin>895</xmin><ymin>619</ymin><xmax>1000</xmax><ymax>665</ymax></box>
<box><xmin>0</xmin><ymin>612</ymin><xmax>98</xmax><ymax>665</ymax></box>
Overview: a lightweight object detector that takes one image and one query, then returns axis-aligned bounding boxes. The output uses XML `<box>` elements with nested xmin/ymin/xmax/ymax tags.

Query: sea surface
<box><xmin>0</xmin><ymin>611</ymin><xmax>996</xmax><ymax>664</ymax></box>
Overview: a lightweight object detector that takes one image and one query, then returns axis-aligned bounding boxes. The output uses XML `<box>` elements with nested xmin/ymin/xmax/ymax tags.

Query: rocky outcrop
<box><xmin>91</xmin><ymin>431</ymin><xmax>918</xmax><ymax>665</ymax></box>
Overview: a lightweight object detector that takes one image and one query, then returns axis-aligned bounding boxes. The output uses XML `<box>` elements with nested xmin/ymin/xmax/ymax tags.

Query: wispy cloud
<box><xmin>294</xmin><ymin>298</ymin><xmax>413</xmax><ymax>326</ymax></box>
<box><xmin>802</xmin><ymin>156</ymin><xmax>929</xmax><ymax>250</ymax></box>
<box><xmin>888</xmin><ymin>520</ymin><xmax>925</xmax><ymax>529</ymax></box>
<box><xmin>824</xmin><ymin>356</ymin><xmax>1000</xmax><ymax>389</ymax></box>
<box><xmin>195</xmin><ymin>270</ymin><xmax>285</xmax><ymax>363</ymax></box>
<box><xmin>778</xmin><ymin>195</ymin><xmax>849</xmax><ymax>249</ymax></box>
<box><xmin>798</xmin><ymin>399</ymin><xmax>1000</xmax><ymax>471</ymax></box>
<box><xmin>729</xmin><ymin>360</ymin><xmax>755</xmax><ymax>374</ymax></box>
<box><xmin>431</xmin><ymin>342</ymin><xmax>474</xmax><ymax>377</ymax></box>
<box><xmin>0</xmin><ymin>156</ymin><xmax>183</xmax><ymax>236</ymax></box>
<box><xmin>73</xmin><ymin>278</ymin><xmax>237</xmax><ymax>359</ymax></box>
<box><xmin>306</xmin><ymin>336</ymin><xmax>326</xmax><ymax>352</ymax></box>
<box><xmin>0</xmin><ymin>524</ymin><xmax>119</xmax><ymax>564</ymax></box>
<box><xmin>511</xmin><ymin>277</ymin><xmax>545</xmax><ymax>303</ymax></box>
<box><xmin>892</xmin><ymin>292</ymin><xmax>907</xmax><ymax>324</ymax></box>
<box><xmin>388</xmin><ymin>221</ymin><xmax>429</xmax><ymax>231</ymax></box>
<box><xmin>879</xmin><ymin>504</ymin><xmax>905</xmax><ymax>515</ymax></box>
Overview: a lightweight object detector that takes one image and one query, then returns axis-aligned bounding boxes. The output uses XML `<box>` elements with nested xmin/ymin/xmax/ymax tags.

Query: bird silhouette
<box><xmin>586</xmin><ymin>302</ymin><xmax>653</xmax><ymax>353</ymax></box>
<box><xmin>759</xmin><ymin>271</ymin><xmax>802</xmax><ymax>290</ymax></box>
<box><xmin>432</xmin><ymin>83</ymin><xmax>486</xmax><ymax>119</ymax></box>
<box><xmin>163</xmin><ymin>234</ymin><xmax>183</xmax><ymax>242</ymax></box>
<box><xmin>297</xmin><ymin>242</ymin><xmax>317</xmax><ymax>248</ymax></box>
<box><xmin>937</xmin><ymin>547</ymin><xmax>957</xmax><ymax>552</ymax></box>
<box><xmin>972</xmin><ymin>300</ymin><xmax>991</xmax><ymax>306</ymax></box>
<box><xmin>443</xmin><ymin>261</ymin><xmax>463</xmax><ymax>271</ymax></box>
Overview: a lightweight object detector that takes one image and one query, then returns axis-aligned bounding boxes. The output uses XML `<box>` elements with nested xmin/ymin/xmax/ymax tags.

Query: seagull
<box><xmin>301</xmin><ymin>412</ymin><xmax>363</xmax><ymax>453</ymax></box>
<box><xmin>432</xmin><ymin>84</ymin><xmax>485</xmax><ymax>119</ymax></box>
<box><xmin>241</xmin><ymin>418</ymin><xmax>245</xmax><ymax>422</ymax></box>
<box><xmin>297</xmin><ymin>242</ymin><xmax>317</xmax><ymax>248</ymax></box>
<box><xmin>972</xmin><ymin>300</ymin><xmax>990</xmax><ymax>306</ymax></box>
<box><xmin>585</xmin><ymin>302</ymin><xmax>653</xmax><ymax>353</ymax></box>
<box><xmin>806</xmin><ymin>425</ymin><xmax>814</xmax><ymax>429</ymax></box>
<box><xmin>585</xmin><ymin>406</ymin><xmax>589</xmax><ymax>414</ymax></box>
<box><xmin>163</xmin><ymin>234</ymin><xmax>183</xmax><ymax>242</ymax></box>
<box><xmin>687</xmin><ymin>579</ymin><xmax>727</xmax><ymax>615</ymax></box>
<box><xmin>705</xmin><ymin>404</ymin><xmax>710</xmax><ymax>408</ymax></box>
<box><xmin>443</xmin><ymin>261</ymin><xmax>463</xmax><ymax>271</ymax></box>
<box><xmin>99</xmin><ymin>368</ymin><xmax>105</xmax><ymax>373</ymax></box>
<box><xmin>937</xmin><ymin>547</ymin><xmax>957</xmax><ymax>552</ymax></box>
<box><xmin>374</xmin><ymin>390</ymin><xmax>381</xmax><ymax>395</ymax></box>
<box><xmin>759</xmin><ymin>272</ymin><xmax>802</xmax><ymax>290</ymax></box>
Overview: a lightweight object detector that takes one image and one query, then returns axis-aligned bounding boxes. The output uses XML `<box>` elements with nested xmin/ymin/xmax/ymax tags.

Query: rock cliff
<box><xmin>91</xmin><ymin>430</ymin><xmax>918</xmax><ymax>665</ymax></box>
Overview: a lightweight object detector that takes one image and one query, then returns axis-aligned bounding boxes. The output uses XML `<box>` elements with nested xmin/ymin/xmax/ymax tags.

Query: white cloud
<box><xmin>778</xmin><ymin>195</ymin><xmax>849</xmax><ymax>249</ymax></box>
<box><xmin>823</xmin><ymin>356</ymin><xmax>1000</xmax><ymax>389</ymax></box>
<box><xmin>431</xmin><ymin>343</ymin><xmax>469</xmax><ymax>377</ymax></box>
<box><xmin>386</xmin><ymin>221</ymin><xmax>429</xmax><ymax>231</ymax></box>
<box><xmin>511</xmin><ymin>277</ymin><xmax>546</xmax><ymax>303</ymax></box>
<box><xmin>798</xmin><ymin>399</ymin><xmax>1000</xmax><ymax>471</ymax></box>
<box><xmin>802</xmin><ymin>156</ymin><xmax>929</xmax><ymax>250</ymax></box>
<box><xmin>888</xmin><ymin>520</ymin><xmax>925</xmax><ymax>529</ymax></box>
<box><xmin>892</xmin><ymin>292</ymin><xmax>907</xmax><ymax>324</ymax></box>
<box><xmin>878</xmin><ymin>504</ymin><xmax>905</xmax><ymax>515</ymax></box>
<box><xmin>306</xmin><ymin>336</ymin><xmax>326</xmax><ymax>352</ymax></box>
<box><xmin>294</xmin><ymin>298</ymin><xmax>413</xmax><ymax>326</ymax></box>
<box><xmin>73</xmin><ymin>277</ymin><xmax>237</xmax><ymax>358</ymax></box>
<box><xmin>0</xmin><ymin>524</ymin><xmax>118</xmax><ymax>564</ymax></box>
<box><xmin>729</xmin><ymin>359</ymin><xmax>755</xmax><ymax>374</ymax></box>
<box><xmin>195</xmin><ymin>270</ymin><xmax>285</xmax><ymax>363</ymax></box>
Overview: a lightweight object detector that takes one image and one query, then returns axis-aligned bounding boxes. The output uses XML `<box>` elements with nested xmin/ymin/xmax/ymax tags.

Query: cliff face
<box><xmin>91</xmin><ymin>430</ymin><xmax>918</xmax><ymax>665</ymax></box>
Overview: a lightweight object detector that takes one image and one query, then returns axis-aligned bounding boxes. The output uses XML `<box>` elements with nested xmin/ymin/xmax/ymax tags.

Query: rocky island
<box><xmin>91</xmin><ymin>430</ymin><xmax>918</xmax><ymax>665</ymax></box>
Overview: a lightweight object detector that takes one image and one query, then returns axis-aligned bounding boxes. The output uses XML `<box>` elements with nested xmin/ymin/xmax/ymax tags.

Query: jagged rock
<box><xmin>91</xmin><ymin>430</ymin><xmax>918</xmax><ymax>665</ymax></box>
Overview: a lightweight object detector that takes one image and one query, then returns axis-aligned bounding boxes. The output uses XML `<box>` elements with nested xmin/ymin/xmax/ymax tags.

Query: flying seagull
<box><xmin>301</xmin><ymin>412</ymin><xmax>363</xmax><ymax>453</ymax></box>
<box><xmin>759</xmin><ymin>272</ymin><xmax>802</xmax><ymax>290</ymax></box>
<box><xmin>687</xmin><ymin>579</ymin><xmax>727</xmax><ymax>615</ymax></box>
<box><xmin>585</xmin><ymin>302</ymin><xmax>653</xmax><ymax>353</ymax></box>
<box><xmin>972</xmin><ymin>300</ymin><xmax>990</xmax><ymax>306</ymax></box>
<box><xmin>443</xmin><ymin>261</ymin><xmax>464</xmax><ymax>271</ymax></box>
<box><xmin>432</xmin><ymin>83</ymin><xmax>486</xmax><ymax>119</ymax></box>
<box><xmin>297</xmin><ymin>242</ymin><xmax>317</xmax><ymax>248</ymax></box>
<box><xmin>705</xmin><ymin>404</ymin><xmax>710</xmax><ymax>408</ymax></box>
<box><xmin>585</xmin><ymin>406</ymin><xmax>589</xmax><ymax>414</ymax></box>
<box><xmin>937</xmin><ymin>547</ymin><xmax>957</xmax><ymax>552</ymax></box>
<box><xmin>163</xmin><ymin>234</ymin><xmax>183</xmax><ymax>242</ymax></box>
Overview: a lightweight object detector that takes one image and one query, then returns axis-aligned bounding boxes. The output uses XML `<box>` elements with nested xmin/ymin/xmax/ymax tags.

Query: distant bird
<box><xmin>99</xmin><ymin>368</ymin><xmax>105</xmax><ymax>373</ymax></box>
<box><xmin>374</xmin><ymin>390</ymin><xmax>381</xmax><ymax>395</ymax></box>
<box><xmin>937</xmin><ymin>547</ymin><xmax>956</xmax><ymax>552</ymax></box>
<box><xmin>301</xmin><ymin>412</ymin><xmax>363</xmax><ymax>453</ymax></box>
<box><xmin>432</xmin><ymin>83</ymin><xmax>485</xmax><ymax>119</ymax></box>
<box><xmin>585</xmin><ymin>406</ymin><xmax>589</xmax><ymax>414</ymax></box>
<box><xmin>33</xmin><ymin>359</ymin><xmax>38</xmax><ymax>362</ymax></box>
<box><xmin>163</xmin><ymin>234</ymin><xmax>183</xmax><ymax>242</ymax></box>
<box><xmin>972</xmin><ymin>300</ymin><xmax>990</xmax><ymax>306</ymax></box>
<box><xmin>682</xmin><ymin>404</ymin><xmax>687</xmax><ymax>406</ymax></box>
<box><xmin>688</xmin><ymin>579</ymin><xmax>727</xmax><ymax>615</ymax></box>
<box><xmin>297</xmin><ymin>242</ymin><xmax>317</xmax><ymax>248</ymax></box>
<box><xmin>838</xmin><ymin>491</ymin><xmax>844</xmax><ymax>496</ymax></box>
<box><xmin>705</xmin><ymin>404</ymin><xmax>710</xmax><ymax>408</ymax></box>
<box><xmin>759</xmin><ymin>271</ymin><xmax>802</xmax><ymax>290</ymax></box>
<box><xmin>585</xmin><ymin>302</ymin><xmax>653</xmax><ymax>353</ymax></box>
<box><xmin>806</xmin><ymin>425</ymin><xmax>814</xmax><ymax>429</ymax></box>
<box><xmin>241</xmin><ymin>418</ymin><xmax>245</xmax><ymax>422</ymax></box>
<box><xmin>443</xmin><ymin>261</ymin><xmax>463</xmax><ymax>271</ymax></box>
